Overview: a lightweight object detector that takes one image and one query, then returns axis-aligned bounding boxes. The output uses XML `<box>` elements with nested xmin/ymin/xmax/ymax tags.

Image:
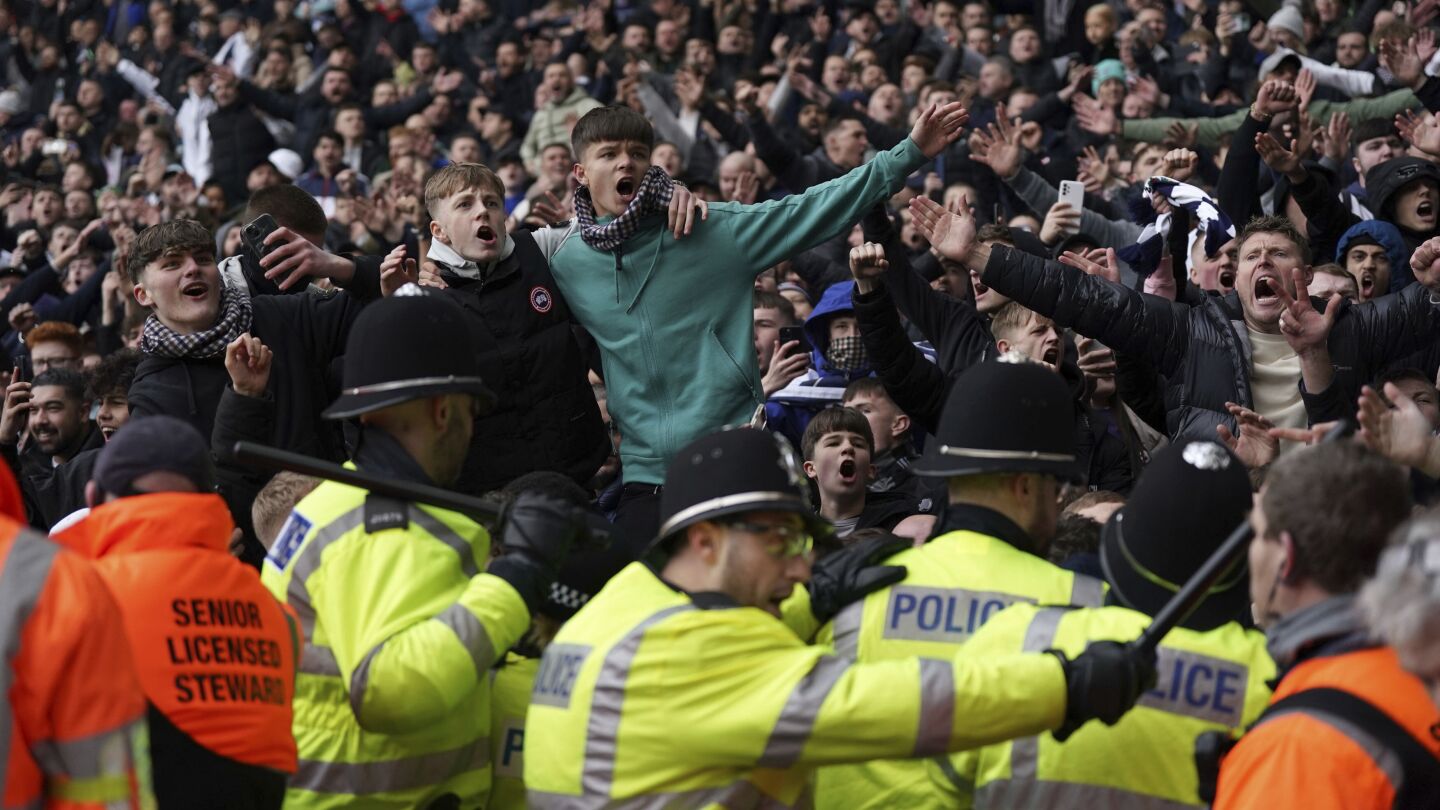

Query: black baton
<box><xmin>1131</xmin><ymin>420</ymin><xmax>1353</xmax><ymax>656</ymax></box>
<box><xmin>231</xmin><ymin>441</ymin><xmax>505</xmax><ymax>523</ymax></box>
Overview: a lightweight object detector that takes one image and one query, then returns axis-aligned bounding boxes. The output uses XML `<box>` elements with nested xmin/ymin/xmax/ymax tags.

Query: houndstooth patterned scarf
<box><xmin>572</xmin><ymin>165</ymin><xmax>676</xmax><ymax>252</ymax></box>
<box><xmin>141</xmin><ymin>283</ymin><xmax>253</xmax><ymax>359</ymax></box>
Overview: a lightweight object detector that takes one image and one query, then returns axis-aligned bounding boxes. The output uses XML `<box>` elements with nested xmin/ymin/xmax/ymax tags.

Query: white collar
<box><xmin>428</xmin><ymin>234</ymin><xmax>514</xmax><ymax>279</ymax></box>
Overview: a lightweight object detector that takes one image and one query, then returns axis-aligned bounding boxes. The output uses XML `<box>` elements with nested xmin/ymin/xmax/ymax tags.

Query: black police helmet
<box><xmin>912</xmin><ymin>359</ymin><xmax>1083</xmax><ymax>482</ymax></box>
<box><xmin>652</xmin><ymin>428</ymin><xmax>833</xmax><ymax>553</ymax></box>
<box><xmin>1100</xmin><ymin>440</ymin><xmax>1253</xmax><ymax>631</ymax></box>
<box><xmin>324</xmin><ymin>289</ymin><xmax>497</xmax><ymax>419</ymax></box>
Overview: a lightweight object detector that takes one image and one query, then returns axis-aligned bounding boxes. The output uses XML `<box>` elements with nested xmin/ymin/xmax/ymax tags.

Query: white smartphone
<box><xmin>1058</xmin><ymin>180</ymin><xmax>1085</xmax><ymax>212</ymax></box>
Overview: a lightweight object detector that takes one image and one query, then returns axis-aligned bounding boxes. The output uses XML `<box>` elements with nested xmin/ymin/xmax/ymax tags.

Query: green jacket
<box><xmin>536</xmin><ymin>138</ymin><xmax>927</xmax><ymax>484</ymax></box>
<box><xmin>1122</xmin><ymin>89</ymin><xmax>1420</xmax><ymax>149</ymax></box>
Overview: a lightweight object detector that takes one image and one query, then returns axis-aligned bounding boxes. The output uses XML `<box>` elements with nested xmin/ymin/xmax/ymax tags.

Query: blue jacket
<box><xmin>1336</xmin><ymin>220</ymin><xmax>1413</xmax><ymax>294</ymax></box>
<box><xmin>766</xmin><ymin>281</ymin><xmax>874</xmax><ymax>450</ymax></box>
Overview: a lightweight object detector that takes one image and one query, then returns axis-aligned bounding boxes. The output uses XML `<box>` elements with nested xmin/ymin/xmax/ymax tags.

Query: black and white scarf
<box><xmin>572</xmin><ymin>165</ymin><xmax>676</xmax><ymax>252</ymax></box>
<box><xmin>141</xmin><ymin>283</ymin><xmax>253</xmax><ymax>359</ymax></box>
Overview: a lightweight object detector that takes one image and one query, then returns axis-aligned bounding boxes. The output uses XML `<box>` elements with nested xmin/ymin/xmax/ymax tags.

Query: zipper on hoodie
<box><xmin>613</xmin><ymin>245</ymin><xmax>623</xmax><ymax>304</ymax></box>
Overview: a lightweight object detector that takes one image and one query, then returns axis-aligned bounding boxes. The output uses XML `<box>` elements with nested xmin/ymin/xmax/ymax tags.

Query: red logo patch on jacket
<box><xmin>530</xmin><ymin>286</ymin><xmax>554</xmax><ymax>314</ymax></box>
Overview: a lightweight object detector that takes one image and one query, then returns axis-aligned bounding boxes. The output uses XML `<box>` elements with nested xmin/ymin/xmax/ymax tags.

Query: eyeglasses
<box><xmin>32</xmin><ymin>355</ymin><xmax>79</xmax><ymax>371</ymax></box>
<box><xmin>724</xmin><ymin>519</ymin><xmax>813</xmax><ymax>559</ymax></box>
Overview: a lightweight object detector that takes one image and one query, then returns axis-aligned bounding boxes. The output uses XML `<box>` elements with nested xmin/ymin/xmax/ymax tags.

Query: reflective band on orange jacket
<box><xmin>56</xmin><ymin>492</ymin><xmax>299</xmax><ymax>774</ymax></box>
<box><xmin>1215</xmin><ymin>646</ymin><xmax>1440</xmax><ymax>809</ymax></box>
<box><xmin>1</xmin><ymin>523</ymin><xmax>152</xmax><ymax>810</ymax></box>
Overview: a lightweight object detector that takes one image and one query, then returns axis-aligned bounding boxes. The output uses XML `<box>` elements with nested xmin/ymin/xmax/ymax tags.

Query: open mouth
<box><xmin>1042</xmin><ymin>346</ymin><xmax>1059</xmax><ymax>366</ymax></box>
<box><xmin>1360</xmin><ymin>273</ymin><xmax>1375</xmax><ymax>295</ymax></box>
<box><xmin>1253</xmin><ymin>276</ymin><xmax>1279</xmax><ymax>303</ymax></box>
<box><xmin>973</xmin><ymin>281</ymin><xmax>989</xmax><ymax>297</ymax></box>
<box><xmin>182</xmin><ymin>281</ymin><xmax>208</xmax><ymax>299</ymax></box>
<box><xmin>1420</xmin><ymin>200</ymin><xmax>1435</xmax><ymax>220</ymax></box>
<box><xmin>32</xmin><ymin>427</ymin><xmax>55</xmax><ymax>443</ymax></box>
<box><xmin>838</xmin><ymin>458</ymin><xmax>858</xmax><ymax>484</ymax></box>
<box><xmin>1219</xmin><ymin>270</ymin><xmax>1236</xmax><ymax>290</ymax></box>
<box><xmin>616</xmin><ymin>176</ymin><xmax>636</xmax><ymax>201</ymax></box>
<box><xmin>100</xmin><ymin>426</ymin><xmax>116</xmax><ymax>441</ymax></box>
<box><xmin>475</xmin><ymin>223</ymin><xmax>497</xmax><ymax>244</ymax></box>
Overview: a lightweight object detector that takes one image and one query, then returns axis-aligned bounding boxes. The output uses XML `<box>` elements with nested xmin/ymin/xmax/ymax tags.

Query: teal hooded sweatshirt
<box><xmin>535</xmin><ymin>137</ymin><xmax>926</xmax><ymax>485</ymax></box>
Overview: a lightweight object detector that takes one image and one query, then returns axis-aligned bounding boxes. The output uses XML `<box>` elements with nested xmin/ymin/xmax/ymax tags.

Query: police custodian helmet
<box><xmin>1100</xmin><ymin>440</ymin><xmax>1253</xmax><ymax>630</ymax></box>
<box><xmin>323</xmin><ymin>288</ymin><xmax>498</xmax><ymax>419</ymax></box>
<box><xmin>652</xmin><ymin>427</ymin><xmax>833</xmax><ymax>551</ymax></box>
<box><xmin>911</xmin><ymin>359</ymin><xmax>1084</xmax><ymax>482</ymax></box>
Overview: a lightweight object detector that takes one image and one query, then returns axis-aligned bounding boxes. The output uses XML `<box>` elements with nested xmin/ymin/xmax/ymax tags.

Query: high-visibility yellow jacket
<box><xmin>938</xmin><ymin>603</ymin><xmax>1274</xmax><ymax>808</ymax></box>
<box><xmin>261</xmin><ymin>480</ymin><xmax>530</xmax><ymax>809</ymax></box>
<box><xmin>486</xmin><ymin>653</ymin><xmax>537</xmax><ymax>810</ymax></box>
<box><xmin>812</xmin><ymin>510</ymin><xmax>1105</xmax><ymax>809</ymax></box>
<box><xmin>524</xmin><ymin>562</ymin><xmax>1069</xmax><ymax>809</ymax></box>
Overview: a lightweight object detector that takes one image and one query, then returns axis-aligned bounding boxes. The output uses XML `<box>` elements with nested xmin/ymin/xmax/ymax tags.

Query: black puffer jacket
<box><xmin>128</xmin><ymin>257</ymin><xmax>383</xmax><ymax>461</ymax></box>
<box><xmin>206</xmin><ymin>102</ymin><xmax>277</xmax><ymax>207</ymax></box>
<box><xmin>980</xmin><ymin>245</ymin><xmax>1440</xmax><ymax>440</ymax></box>
<box><xmin>436</xmin><ymin>230</ymin><xmax>609</xmax><ymax>494</ymax></box>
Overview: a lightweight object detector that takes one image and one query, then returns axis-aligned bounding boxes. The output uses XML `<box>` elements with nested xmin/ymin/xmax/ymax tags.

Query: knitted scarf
<box><xmin>141</xmin><ymin>283</ymin><xmax>253</xmax><ymax>359</ymax></box>
<box><xmin>572</xmin><ymin>165</ymin><xmax>676</xmax><ymax>252</ymax></box>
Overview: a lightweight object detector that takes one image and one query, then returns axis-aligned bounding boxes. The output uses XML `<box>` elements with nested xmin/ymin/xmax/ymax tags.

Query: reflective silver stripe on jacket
<box><xmin>580</xmin><ymin>604</ymin><xmax>697</xmax><ymax>797</ymax></box>
<box><xmin>829</xmin><ymin>600</ymin><xmax>864</xmax><ymax>661</ymax></box>
<box><xmin>348</xmin><ymin>601</ymin><xmax>498</xmax><ymax>719</ymax></box>
<box><xmin>1009</xmin><ymin>607</ymin><xmax>1068</xmax><ymax>783</ymax></box>
<box><xmin>528</xmin><ymin>781</ymin><xmax>789</xmax><ymax>809</ymax></box>
<box><xmin>974</xmin><ymin>779</ymin><xmax>1199</xmax><ymax>809</ymax></box>
<box><xmin>286</xmin><ymin>502</ymin><xmax>484</xmax><ymax>680</ymax></box>
<box><xmin>30</xmin><ymin>721</ymin><xmax>145</xmax><ymax>781</ymax></box>
<box><xmin>290</xmin><ymin>735</ymin><xmax>490</xmax><ymax>796</ymax></box>
<box><xmin>977</xmin><ymin>607</ymin><xmax>1196</xmax><ymax>810</ymax></box>
<box><xmin>0</xmin><ymin>533</ymin><xmax>60</xmax><ymax>778</ymax></box>
<box><xmin>914</xmin><ymin>658</ymin><xmax>956</xmax><ymax>755</ymax></box>
<box><xmin>757</xmin><ymin>656</ymin><xmax>850</xmax><ymax>768</ymax></box>
<box><xmin>1069</xmin><ymin>574</ymin><xmax>1104</xmax><ymax>607</ymax></box>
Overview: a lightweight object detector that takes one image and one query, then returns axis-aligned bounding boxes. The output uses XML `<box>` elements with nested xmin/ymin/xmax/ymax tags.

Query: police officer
<box><xmin>261</xmin><ymin>292</ymin><xmax>583</xmax><ymax>809</ymax></box>
<box><xmin>812</xmin><ymin>359</ymin><xmax>1115</xmax><ymax>808</ymax></box>
<box><xmin>937</xmin><ymin>439</ymin><xmax>1276</xmax><ymax>807</ymax></box>
<box><xmin>524</xmin><ymin>426</ymin><xmax>1155</xmax><ymax>808</ymax></box>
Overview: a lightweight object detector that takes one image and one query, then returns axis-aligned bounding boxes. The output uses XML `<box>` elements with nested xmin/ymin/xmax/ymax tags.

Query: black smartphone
<box><xmin>243</xmin><ymin>213</ymin><xmax>280</xmax><ymax>262</ymax></box>
<box><xmin>402</xmin><ymin>224</ymin><xmax>420</xmax><ymax>267</ymax></box>
<box><xmin>15</xmin><ymin>354</ymin><xmax>31</xmax><ymax>383</ymax></box>
<box><xmin>778</xmin><ymin>326</ymin><xmax>812</xmax><ymax>357</ymax></box>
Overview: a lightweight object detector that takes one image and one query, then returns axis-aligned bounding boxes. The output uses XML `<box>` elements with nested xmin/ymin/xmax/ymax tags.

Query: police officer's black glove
<box><xmin>1050</xmin><ymin>641</ymin><xmax>1158</xmax><ymax>741</ymax></box>
<box><xmin>807</xmin><ymin>534</ymin><xmax>911</xmax><ymax>623</ymax></box>
<box><xmin>487</xmin><ymin>492</ymin><xmax>587</xmax><ymax>614</ymax></box>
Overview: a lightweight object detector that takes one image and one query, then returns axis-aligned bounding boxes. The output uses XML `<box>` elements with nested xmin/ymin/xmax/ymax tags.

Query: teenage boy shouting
<box><xmin>535</xmin><ymin>102</ymin><xmax>970</xmax><ymax>534</ymax></box>
<box><xmin>801</xmin><ymin>406</ymin><xmax>935</xmax><ymax>544</ymax></box>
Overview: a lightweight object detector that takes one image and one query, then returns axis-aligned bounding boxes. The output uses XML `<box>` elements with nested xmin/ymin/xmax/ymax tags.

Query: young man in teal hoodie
<box><xmin>533</xmin><ymin>102</ymin><xmax>969</xmax><ymax>535</ymax></box>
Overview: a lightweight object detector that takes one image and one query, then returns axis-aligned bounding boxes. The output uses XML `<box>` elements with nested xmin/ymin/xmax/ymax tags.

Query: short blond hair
<box><xmin>423</xmin><ymin>162</ymin><xmax>506</xmax><ymax>218</ymax></box>
<box><xmin>252</xmin><ymin>472</ymin><xmax>320</xmax><ymax>550</ymax></box>
<box><xmin>989</xmin><ymin>300</ymin><xmax>1052</xmax><ymax>344</ymax></box>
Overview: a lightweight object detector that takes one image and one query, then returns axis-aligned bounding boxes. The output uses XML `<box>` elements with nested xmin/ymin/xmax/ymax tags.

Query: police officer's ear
<box><xmin>684</xmin><ymin>521</ymin><xmax>727</xmax><ymax>563</ymax></box>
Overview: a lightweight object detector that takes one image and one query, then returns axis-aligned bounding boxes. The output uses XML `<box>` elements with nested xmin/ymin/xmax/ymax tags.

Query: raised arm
<box><xmin>731</xmin><ymin>103</ymin><xmax>971</xmax><ymax>271</ymax></box>
<box><xmin>909</xmin><ymin>195</ymin><xmax>1193</xmax><ymax>376</ymax></box>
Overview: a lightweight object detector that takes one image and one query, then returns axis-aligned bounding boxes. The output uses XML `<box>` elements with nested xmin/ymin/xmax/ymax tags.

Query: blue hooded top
<box><xmin>765</xmin><ymin>280</ymin><xmax>872</xmax><ymax>451</ymax></box>
<box><xmin>1336</xmin><ymin>220</ymin><xmax>1412</xmax><ymax>294</ymax></box>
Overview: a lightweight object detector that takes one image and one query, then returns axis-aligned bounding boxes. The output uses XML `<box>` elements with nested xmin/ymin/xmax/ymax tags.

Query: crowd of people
<box><xmin>5</xmin><ymin>0</ymin><xmax>1440</xmax><ymax>806</ymax></box>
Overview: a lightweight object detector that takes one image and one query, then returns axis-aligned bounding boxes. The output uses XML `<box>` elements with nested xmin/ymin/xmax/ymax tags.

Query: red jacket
<box><xmin>1216</xmin><ymin>645</ymin><xmax>1440</xmax><ymax>809</ymax></box>
<box><xmin>57</xmin><ymin>492</ymin><xmax>299</xmax><ymax>774</ymax></box>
